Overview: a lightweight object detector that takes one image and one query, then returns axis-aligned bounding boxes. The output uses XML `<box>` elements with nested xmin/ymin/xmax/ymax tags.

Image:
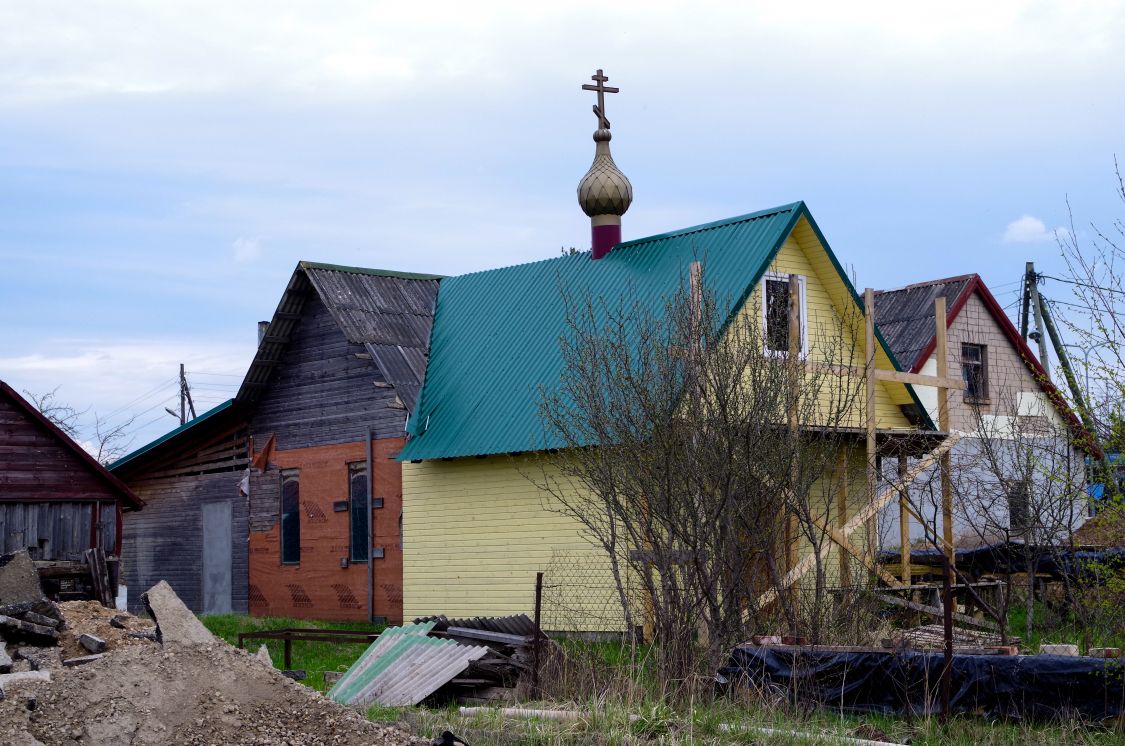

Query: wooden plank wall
<box><xmin>250</xmin><ymin>294</ymin><xmax>405</xmax><ymax>449</ymax></box>
<box><xmin>0</xmin><ymin>501</ymin><xmax>116</xmax><ymax>559</ymax></box>
<box><xmin>0</xmin><ymin>396</ymin><xmax>121</xmax><ymax>501</ymax></box>
<box><xmin>121</xmin><ymin>427</ymin><xmax>248</xmax><ymax>614</ymax></box>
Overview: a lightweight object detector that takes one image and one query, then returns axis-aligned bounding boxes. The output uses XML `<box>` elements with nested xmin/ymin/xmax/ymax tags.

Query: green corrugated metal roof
<box><xmin>398</xmin><ymin>201</ymin><xmax>931</xmax><ymax>461</ymax></box>
<box><xmin>107</xmin><ymin>399</ymin><xmax>236</xmax><ymax>472</ymax></box>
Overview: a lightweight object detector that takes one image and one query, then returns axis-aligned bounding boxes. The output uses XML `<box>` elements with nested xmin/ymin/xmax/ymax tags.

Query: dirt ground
<box><xmin>0</xmin><ymin>636</ymin><xmax>426</xmax><ymax>745</ymax></box>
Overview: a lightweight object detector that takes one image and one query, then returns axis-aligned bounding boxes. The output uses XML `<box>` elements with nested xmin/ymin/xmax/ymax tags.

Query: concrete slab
<box><xmin>141</xmin><ymin>581</ymin><xmax>216</xmax><ymax>647</ymax></box>
<box><xmin>0</xmin><ymin>644</ymin><xmax>10</xmax><ymax>674</ymax></box>
<box><xmin>255</xmin><ymin>644</ymin><xmax>273</xmax><ymax>666</ymax></box>
<box><xmin>0</xmin><ymin>670</ymin><xmax>51</xmax><ymax>695</ymax></box>
<box><xmin>0</xmin><ymin>551</ymin><xmax>45</xmax><ymax>606</ymax></box>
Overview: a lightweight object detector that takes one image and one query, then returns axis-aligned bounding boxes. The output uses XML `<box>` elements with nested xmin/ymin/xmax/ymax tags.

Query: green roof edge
<box><xmin>108</xmin><ymin>398</ymin><xmax>236</xmax><ymax>472</ymax></box>
<box><xmin>298</xmin><ymin>261</ymin><xmax>444</xmax><ymax>281</ymax></box>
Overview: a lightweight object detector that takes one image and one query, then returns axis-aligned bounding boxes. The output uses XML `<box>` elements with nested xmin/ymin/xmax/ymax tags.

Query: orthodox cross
<box><xmin>581</xmin><ymin>69</ymin><xmax>619</xmax><ymax>129</ymax></box>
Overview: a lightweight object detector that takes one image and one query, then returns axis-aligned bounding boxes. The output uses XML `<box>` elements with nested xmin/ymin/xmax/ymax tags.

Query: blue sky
<box><xmin>1</xmin><ymin>1</ymin><xmax>1122</xmax><ymax>453</ymax></box>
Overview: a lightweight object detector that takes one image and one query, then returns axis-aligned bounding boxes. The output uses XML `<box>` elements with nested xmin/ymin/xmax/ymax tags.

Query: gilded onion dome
<box><xmin>577</xmin><ymin>128</ymin><xmax>633</xmax><ymax>218</ymax></box>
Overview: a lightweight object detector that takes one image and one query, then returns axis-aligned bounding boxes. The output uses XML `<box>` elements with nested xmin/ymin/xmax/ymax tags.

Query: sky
<box><xmin>1</xmin><ymin>0</ymin><xmax>1123</xmax><ymax>455</ymax></box>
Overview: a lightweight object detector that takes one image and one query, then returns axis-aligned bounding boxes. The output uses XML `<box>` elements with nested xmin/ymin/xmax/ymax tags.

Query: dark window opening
<box><xmin>349</xmin><ymin>462</ymin><xmax>369</xmax><ymax>562</ymax></box>
<box><xmin>765</xmin><ymin>278</ymin><xmax>791</xmax><ymax>353</ymax></box>
<box><xmin>962</xmin><ymin>343</ymin><xmax>989</xmax><ymax>403</ymax></box>
<box><xmin>1007</xmin><ymin>480</ymin><xmax>1030</xmax><ymax>536</ymax></box>
<box><xmin>280</xmin><ymin>469</ymin><xmax>301</xmax><ymax>564</ymax></box>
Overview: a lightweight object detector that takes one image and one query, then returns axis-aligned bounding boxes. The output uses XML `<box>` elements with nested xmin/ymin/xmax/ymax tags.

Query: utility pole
<box><xmin>1026</xmin><ymin>262</ymin><xmax>1051</xmax><ymax>377</ymax></box>
<box><xmin>164</xmin><ymin>364</ymin><xmax>197</xmax><ymax>425</ymax></box>
<box><xmin>1019</xmin><ymin>267</ymin><xmax>1032</xmax><ymax>341</ymax></box>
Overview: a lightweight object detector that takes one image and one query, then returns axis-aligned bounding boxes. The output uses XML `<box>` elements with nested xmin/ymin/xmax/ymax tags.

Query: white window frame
<box><xmin>761</xmin><ymin>272</ymin><xmax>808</xmax><ymax>359</ymax></box>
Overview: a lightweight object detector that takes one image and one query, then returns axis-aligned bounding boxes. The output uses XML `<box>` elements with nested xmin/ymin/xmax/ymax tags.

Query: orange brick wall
<box><xmin>248</xmin><ymin>437</ymin><xmax>404</xmax><ymax>623</ymax></box>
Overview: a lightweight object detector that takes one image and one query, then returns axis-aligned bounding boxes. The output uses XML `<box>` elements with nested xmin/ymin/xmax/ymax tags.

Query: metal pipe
<box><xmin>366</xmin><ymin>426</ymin><xmax>375</xmax><ymax>623</ymax></box>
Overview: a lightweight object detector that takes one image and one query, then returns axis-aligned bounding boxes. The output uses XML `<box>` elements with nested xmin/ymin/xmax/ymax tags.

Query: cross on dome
<box><xmin>581</xmin><ymin>69</ymin><xmax>619</xmax><ymax>129</ymax></box>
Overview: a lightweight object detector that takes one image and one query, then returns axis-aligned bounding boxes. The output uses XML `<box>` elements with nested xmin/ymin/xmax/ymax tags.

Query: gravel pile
<box><xmin>0</xmin><ymin>641</ymin><xmax>426</xmax><ymax>745</ymax></box>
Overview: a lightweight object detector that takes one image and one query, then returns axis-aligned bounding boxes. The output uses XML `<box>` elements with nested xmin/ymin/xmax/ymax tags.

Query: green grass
<box><xmin>1006</xmin><ymin>599</ymin><xmax>1125</xmax><ymax>653</ymax></box>
<box><xmin>201</xmin><ymin>613</ymin><xmax>383</xmax><ymax>691</ymax></box>
<box><xmin>200</xmin><ymin>616</ymin><xmax>1122</xmax><ymax>744</ymax></box>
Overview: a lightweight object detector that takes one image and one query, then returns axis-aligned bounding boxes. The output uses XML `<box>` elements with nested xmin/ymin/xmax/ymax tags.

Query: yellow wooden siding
<box><xmin>402</xmin><ymin>455</ymin><xmax>624</xmax><ymax>627</ymax></box>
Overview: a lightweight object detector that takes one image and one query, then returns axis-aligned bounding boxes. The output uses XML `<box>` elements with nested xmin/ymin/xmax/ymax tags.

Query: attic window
<box><xmin>762</xmin><ymin>273</ymin><xmax>807</xmax><ymax>357</ymax></box>
<box><xmin>962</xmin><ymin>343</ymin><xmax>989</xmax><ymax>403</ymax></box>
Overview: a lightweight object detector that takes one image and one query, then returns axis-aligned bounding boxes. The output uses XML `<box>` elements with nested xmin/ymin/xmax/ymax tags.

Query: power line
<box><xmin>1038</xmin><ymin>273</ymin><xmax>1125</xmax><ymax>297</ymax></box>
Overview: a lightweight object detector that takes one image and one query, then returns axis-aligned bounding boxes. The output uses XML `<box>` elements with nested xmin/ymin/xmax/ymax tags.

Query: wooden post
<box><xmin>934</xmin><ymin>294</ymin><xmax>954</xmax><ymax>719</ymax></box>
<box><xmin>786</xmin><ymin>274</ymin><xmax>801</xmax><ymax>572</ymax></box>
<box><xmin>935</xmin><ymin>296</ymin><xmax>953</xmax><ymax>569</ymax></box>
<box><xmin>863</xmin><ymin>288</ymin><xmax>877</xmax><ymax>566</ymax></box>
<box><xmin>898</xmin><ymin>455</ymin><xmax>911</xmax><ymax>583</ymax></box>
<box><xmin>532</xmin><ymin>571</ymin><xmax>544</xmax><ymax>697</ymax></box>
<box><xmin>836</xmin><ymin>452</ymin><xmax>850</xmax><ymax>587</ymax></box>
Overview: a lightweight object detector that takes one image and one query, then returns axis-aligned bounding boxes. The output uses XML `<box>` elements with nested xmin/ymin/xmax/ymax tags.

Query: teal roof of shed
<box><xmin>398</xmin><ymin>202</ymin><xmax>920</xmax><ymax>461</ymax></box>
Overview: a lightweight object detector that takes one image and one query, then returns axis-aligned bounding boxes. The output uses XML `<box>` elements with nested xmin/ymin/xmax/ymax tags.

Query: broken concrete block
<box><xmin>0</xmin><ymin>615</ymin><xmax>59</xmax><ymax>643</ymax></box>
<box><xmin>255</xmin><ymin>644</ymin><xmax>272</xmax><ymax>666</ymax></box>
<box><xmin>0</xmin><ymin>644</ymin><xmax>10</xmax><ymax>674</ymax></box>
<box><xmin>127</xmin><ymin>630</ymin><xmax>157</xmax><ymax>641</ymax></box>
<box><xmin>79</xmin><ymin>634</ymin><xmax>107</xmax><ymax>654</ymax></box>
<box><xmin>0</xmin><ymin>551</ymin><xmax>45</xmax><ymax>606</ymax></box>
<box><xmin>15</xmin><ymin>647</ymin><xmax>61</xmax><ymax>671</ymax></box>
<box><xmin>21</xmin><ymin>612</ymin><xmax>58</xmax><ymax>629</ymax></box>
<box><xmin>0</xmin><ymin>670</ymin><xmax>51</xmax><ymax>695</ymax></box>
<box><xmin>1040</xmin><ymin>643</ymin><xmax>1079</xmax><ymax>656</ymax></box>
<box><xmin>323</xmin><ymin>671</ymin><xmax>343</xmax><ymax>685</ymax></box>
<box><xmin>109</xmin><ymin>614</ymin><xmax>129</xmax><ymax>629</ymax></box>
<box><xmin>141</xmin><ymin>581</ymin><xmax>216</xmax><ymax>647</ymax></box>
<box><xmin>63</xmin><ymin>654</ymin><xmax>105</xmax><ymax>667</ymax></box>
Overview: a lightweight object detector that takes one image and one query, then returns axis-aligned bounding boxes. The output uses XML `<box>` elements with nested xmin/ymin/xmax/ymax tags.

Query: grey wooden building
<box><xmin>111</xmin><ymin>262</ymin><xmax>439</xmax><ymax>621</ymax></box>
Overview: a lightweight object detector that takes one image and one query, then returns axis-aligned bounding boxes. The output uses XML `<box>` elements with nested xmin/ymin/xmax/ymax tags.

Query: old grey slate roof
<box><xmin>873</xmin><ymin>275</ymin><xmax>974</xmax><ymax>372</ymax></box>
<box><xmin>238</xmin><ymin>262</ymin><xmax>441</xmax><ymax>411</ymax></box>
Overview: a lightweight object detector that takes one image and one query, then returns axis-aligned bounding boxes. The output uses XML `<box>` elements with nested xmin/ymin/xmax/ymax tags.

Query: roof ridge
<box><xmin>444</xmin><ymin>202</ymin><xmax>805</xmax><ymax>285</ymax></box>
<box><xmin>874</xmin><ymin>273</ymin><xmax>977</xmax><ymax>295</ymax></box>
<box><xmin>615</xmin><ymin>202</ymin><xmax>804</xmax><ymax>249</ymax></box>
<box><xmin>299</xmin><ymin>261</ymin><xmax>444</xmax><ymax>280</ymax></box>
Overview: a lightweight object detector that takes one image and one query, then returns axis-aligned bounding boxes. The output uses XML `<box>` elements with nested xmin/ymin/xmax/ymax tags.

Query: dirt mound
<box><xmin>0</xmin><ymin>641</ymin><xmax>425</xmax><ymax>745</ymax></box>
<box><xmin>55</xmin><ymin>601</ymin><xmax>155</xmax><ymax>660</ymax></box>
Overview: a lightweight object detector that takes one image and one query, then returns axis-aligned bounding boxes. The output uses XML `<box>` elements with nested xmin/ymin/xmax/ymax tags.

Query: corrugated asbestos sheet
<box><xmin>874</xmin><ymin>276</ymin><xmax>973</xmax><ymax>372</ymax></box>
<box><xmin>415</xmin><ymin>613</ymin><xmax>537</xmax><ymax>636</ymax></box>
<box><xmin>237</xmin><ymin>263</ymin><xmax>441</xmax><ymax>411</ymax></box>
<box><xmin>399</xmin><ymin>203</ymin><xmax>810</xmax><ymax>461</ymax></box>
<box><xmin>327</xmin><ymin>622</ymin><xmax>489</xmax><ymax>707</ymax></box>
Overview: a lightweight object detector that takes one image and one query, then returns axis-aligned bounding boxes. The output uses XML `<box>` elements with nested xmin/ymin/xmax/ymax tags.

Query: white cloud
<box><xmin>1002</xmin><ymin>215</ymin><xmax>1063</xmax><ymax>244</ymax></box>
<box><xmin>232</xmin><ymin>236</ymin><xmax>263</xmax><ymax>263</ymax></box>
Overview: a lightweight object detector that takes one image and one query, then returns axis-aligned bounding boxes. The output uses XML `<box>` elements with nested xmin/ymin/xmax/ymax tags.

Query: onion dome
<box><xmin>577</xmin><ymin>128</ymin><xmax>633</xmax><ymax>217</ymax></box>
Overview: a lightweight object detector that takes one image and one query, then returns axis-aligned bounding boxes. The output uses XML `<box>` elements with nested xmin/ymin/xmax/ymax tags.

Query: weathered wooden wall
<box><xmin>0</xmin><ymin>501</ymin><xmax>117</xmax><ymax>559</ymax></box>
<box><xmin>120</xmin><ymin>425</ymin><xmax>248</xmax><ymax>615</ymax></box>
<box><xmin>1</xmin><ymin>388</ymin><xmax>128</xmax><ymax>561</ymax></box>
<box><xmin>0</xmin><ymin>395</ymin><xmax>122</xmax><ymax>502</ymax></box>
<box><xmin>250</xmin><ymin>295</ymin><xmax>404</xmax><ymax>449</ymax></box>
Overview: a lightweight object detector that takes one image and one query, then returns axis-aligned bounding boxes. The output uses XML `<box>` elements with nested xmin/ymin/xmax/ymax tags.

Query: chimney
<box><xmin>578</xmin><ymin>69</ymin><xmax>632</xmax><ymax>259</ymax></box>
<box><xmin>257</xmin><ymin>321</ymin><xmax>270</xmax><ymax>344</ymax></box>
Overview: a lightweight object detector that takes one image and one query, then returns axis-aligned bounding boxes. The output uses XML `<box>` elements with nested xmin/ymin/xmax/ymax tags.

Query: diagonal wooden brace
<box><xmin>756</xmin><ymin>433</ymin><xmax>960</xmax><ymax>610</ymax></box>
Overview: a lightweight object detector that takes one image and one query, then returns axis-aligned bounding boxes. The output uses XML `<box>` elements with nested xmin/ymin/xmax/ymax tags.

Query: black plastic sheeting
<box><xmin>878</xmin><ymin>542</ymin><xmax>1125</xmax><ymax>580</ymax></box>
<box><xmin>720</xmin><ymin>645</ymin><xmax>1125</xmax><ymax>720</ymax></box>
